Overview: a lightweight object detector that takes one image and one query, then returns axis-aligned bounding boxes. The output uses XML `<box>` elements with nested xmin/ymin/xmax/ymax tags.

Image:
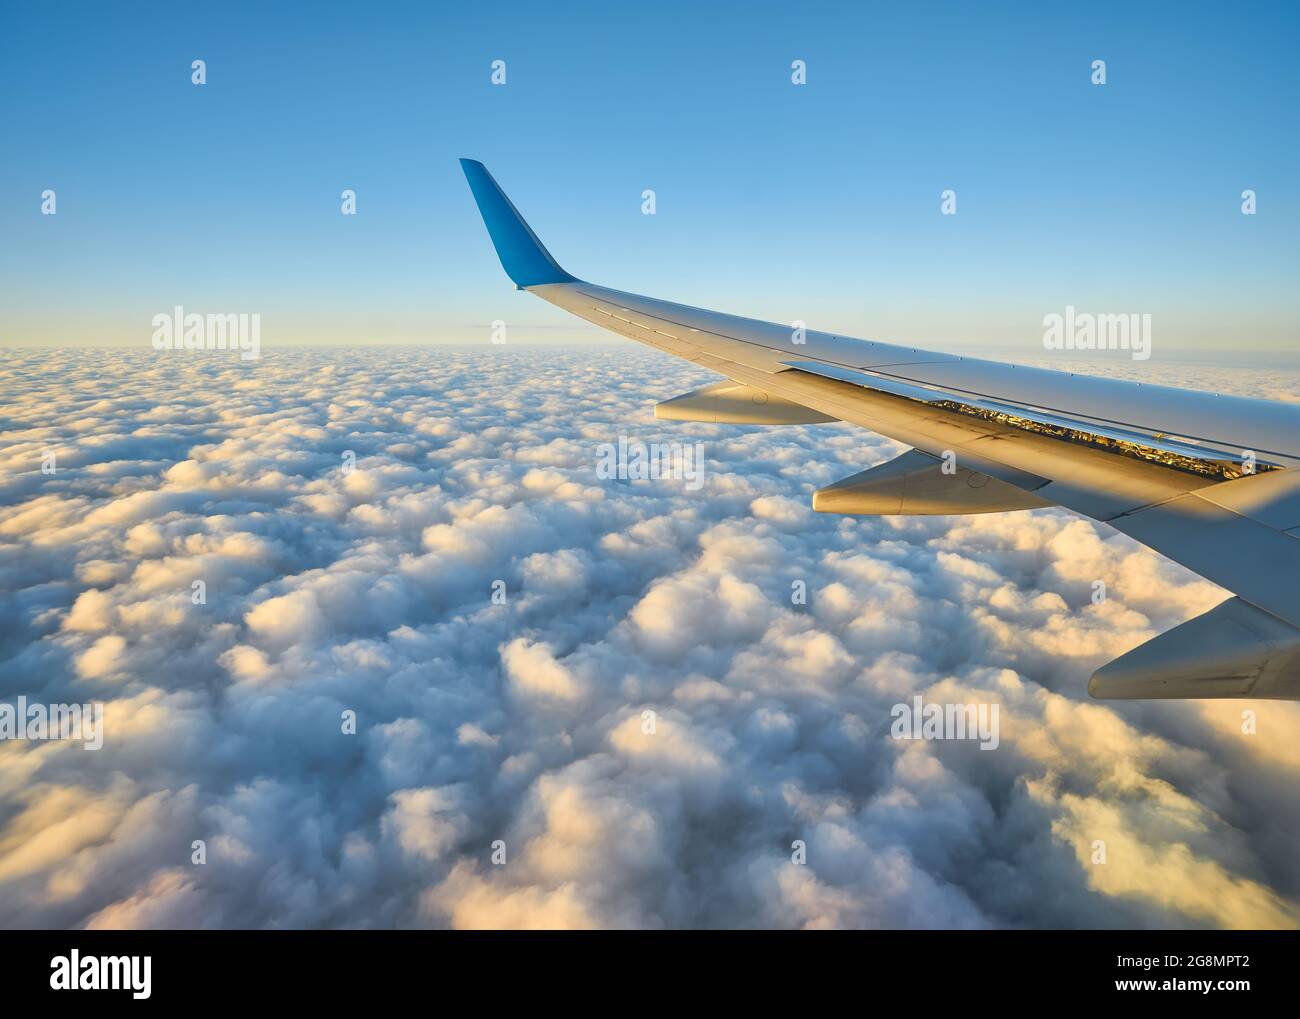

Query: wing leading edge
<box><xmin>460</xmin><ymin>159</ymin><xmax>1300</xmax><ymax>700</ymax></box>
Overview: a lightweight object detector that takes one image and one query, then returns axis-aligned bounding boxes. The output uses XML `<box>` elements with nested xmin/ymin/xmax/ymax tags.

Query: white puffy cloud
<box><xmin>501</xmin><ymin>639</ymin><xmax>585</xmax><ymax>703</ymax></box>
<box><xmin>0</xmin><ymin>346</ymin><xmax>1297</xmax><ymax>930</ymax></box>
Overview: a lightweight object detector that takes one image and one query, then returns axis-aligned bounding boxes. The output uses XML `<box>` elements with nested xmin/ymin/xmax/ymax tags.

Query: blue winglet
<box><xmin>459</xmin><ymin>159</ymin><xmax>576</xmax><ymax>288</ymax></box>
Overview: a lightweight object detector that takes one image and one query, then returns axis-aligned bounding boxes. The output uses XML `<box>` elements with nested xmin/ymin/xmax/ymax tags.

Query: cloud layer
<box><xmin>1</xmin><ymin>345</ymin><xmax>1298</xmax><ymax>929</ymax></box>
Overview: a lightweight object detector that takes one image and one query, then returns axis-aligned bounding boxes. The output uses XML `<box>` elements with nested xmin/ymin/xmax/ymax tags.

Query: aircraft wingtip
<box><xmin>459</xmin><ymin>161</ymin><xmax>576</xmax><ymax>288</ymax></box>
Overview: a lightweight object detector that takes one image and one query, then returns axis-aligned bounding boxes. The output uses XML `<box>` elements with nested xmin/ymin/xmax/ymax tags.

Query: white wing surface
<box><xmin>461</xmin><ymin>159</ymin><xmax>1300</xmax><ymax>700</ymax></box>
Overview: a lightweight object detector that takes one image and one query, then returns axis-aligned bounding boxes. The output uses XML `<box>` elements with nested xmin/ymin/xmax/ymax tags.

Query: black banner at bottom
<box><xmin>0</xmin><ymin>929</ymin><xmax>1287</xmax><ymax>1005</ymax></box>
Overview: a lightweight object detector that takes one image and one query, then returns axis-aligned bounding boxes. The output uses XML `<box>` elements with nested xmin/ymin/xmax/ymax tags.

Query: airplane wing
<box><xmin>460</xmin><ymin>158</ymin><xmax>1300</xmax><ymax>701</ymax></box>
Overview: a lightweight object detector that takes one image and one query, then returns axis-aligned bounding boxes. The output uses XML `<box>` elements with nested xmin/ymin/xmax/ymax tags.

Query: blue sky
<box><xmin>2</xmin><ymin>0</ymin><xmax>1297</xmax><ymax>352</ymax></box>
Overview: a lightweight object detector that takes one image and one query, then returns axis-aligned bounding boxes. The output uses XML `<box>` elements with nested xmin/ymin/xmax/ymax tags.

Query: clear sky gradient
<box><xmin>2</xmin><ymin>0</ymin><xmax>1297</xmax><ymax>353</ymax></box>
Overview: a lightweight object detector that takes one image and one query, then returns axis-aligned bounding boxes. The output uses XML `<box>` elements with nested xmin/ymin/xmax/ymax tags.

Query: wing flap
<box><xmin>779</xmin><ymin>360</ymin><xmax>1275</xmax><ymax>481</ymax></box>
<box><xmin>1108</xmin><ymin>489</ymin><xmax>1300</xmax><ymax>629</ymax></box>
